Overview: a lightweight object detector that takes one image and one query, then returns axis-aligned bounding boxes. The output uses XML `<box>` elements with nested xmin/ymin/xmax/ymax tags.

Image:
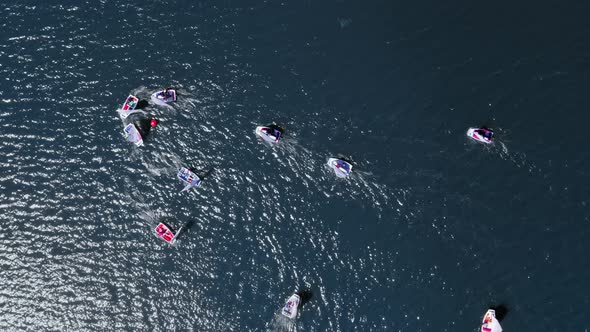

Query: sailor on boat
<box><xmin>477</xmin><ymin>128</ymin><xmax>493</xmax><ymax>140</ymax></box>
<box><xmin>328</xmin><ymin>158</ymin><xmax>353</xmax><ymax>177</ymax></box>
<box><xmin>255</xmin><ymin>124</ymin><xmax>284</xmax><ymax>143</ymax></box>
<box><xmin>151</xmin><ymin>87</ymin><xmax>177</xmax><ymax>105</ymax></box>
<box><xmin>467</xmin><ymin>127</ymin><xmax>494</xmax><ymax>144</ymax></box>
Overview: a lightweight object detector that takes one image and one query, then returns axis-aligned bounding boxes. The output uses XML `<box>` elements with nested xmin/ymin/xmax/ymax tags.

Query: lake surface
<box><xmin>1</xmin><ymin>1</ymin><xmax>589</xmax><ymax>331</ymax></box>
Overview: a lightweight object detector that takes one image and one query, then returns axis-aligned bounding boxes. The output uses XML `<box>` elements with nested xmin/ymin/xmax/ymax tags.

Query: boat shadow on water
<box><xmin>296</xmin><ymin>290</ymin><xmax>313</xmax><ymax>308</ymax></box>
<box><xmin>490</xmin><ymin>304</ymin><xmax>509</xmax><ymax>321</ymax></box>
<box><xmin>136</xmin><ymin>99</ymin><xmax>149</xmax><ymax>110</ymax></box>
<box><xmin>176</xmin><ymin>220</ymin><xmax>195</xmax><ymax>238</ymax></box>
<box><xmin>136</xmin><ymin>118</ymin><xmax>155</xmax><ymax>139</ymax></box>
<box><xmin>191</xmin><ymin>168</ymin><xmax>214</xmax><ymax>181</ymax></box>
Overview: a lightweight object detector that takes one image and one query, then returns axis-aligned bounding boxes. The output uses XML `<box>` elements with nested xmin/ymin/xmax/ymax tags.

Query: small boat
<box><xmin>124</xmin><ymin>123</ymin><xmax>143</xmax><ymax>147</ymax></box>
<box><xmin>255</xmin><ymin>125</ymin><xmax>283</xmax><ymax>143</ymax></box>
<box><xmin>281</xmin><ymin>293</ymin><xmax>301</xmax><ymax>319</ymax></box>
<box><xmin>177</xmin><ymin>167</ymin><xmax>202</xmax><ymax>192</ymax></box>
<box><xmin>328</xmin><ymin>158</ymin><xmax>352</xmax><ymax>178</ymax></box>
<box><xmin>481</xmin><ymin>309</ymin><xmax>503</xmax><ymax>332</ymax></box>
<box><xmin>154</xmin><ymin>222</ymin><xmax>179</xmax><ymax>244</ymax></box>
<box><xmin>151</xmin><ymin>89</ymin><xmax>177</xmax><ymax>106</ymax></box>
<box><xmin>467</xmin><ymin>127</ymin><xmax>494</xmax><ymax>144</ymax></box>
<box><xmin>120</xmin><ymin>95</ymin><xmax>139</xmax><ymax>119</ymax></box>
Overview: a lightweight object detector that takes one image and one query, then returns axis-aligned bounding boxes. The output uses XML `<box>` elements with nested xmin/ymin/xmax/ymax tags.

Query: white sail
<box><xmin>481</xmin><ymin>309</ymin><xmax>503</xmax><ymax>332</ymax></box>
<box><xmin>281</xmin><ymin>294</ymin><xmax>300</xmax><ymax>319</ymax></box>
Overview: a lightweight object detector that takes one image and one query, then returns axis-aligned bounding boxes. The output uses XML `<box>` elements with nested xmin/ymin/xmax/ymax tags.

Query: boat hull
<box><xmin>467</xmin><ymin>127</ymin><xmax>493</xmax><ymax>144</ymax></box>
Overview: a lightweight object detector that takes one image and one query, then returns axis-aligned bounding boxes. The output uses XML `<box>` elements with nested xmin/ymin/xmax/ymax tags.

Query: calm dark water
<box><xmin>1</xmin><ymin>1</ymin><xmax>589</xmax><ymax>331</ymax></box>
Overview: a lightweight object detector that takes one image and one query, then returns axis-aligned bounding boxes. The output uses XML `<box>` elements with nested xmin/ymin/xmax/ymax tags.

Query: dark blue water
<box><xmin>1</xmin><ymin>1</ymin><xmax>589</xmax><ymax>331</ymax></box>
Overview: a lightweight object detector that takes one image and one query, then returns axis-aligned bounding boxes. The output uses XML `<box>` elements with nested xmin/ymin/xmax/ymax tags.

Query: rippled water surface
<box><xmin>1</xmin><ymin>1</ymin><xmax>590</xmax><ymax>331</ymax></box>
